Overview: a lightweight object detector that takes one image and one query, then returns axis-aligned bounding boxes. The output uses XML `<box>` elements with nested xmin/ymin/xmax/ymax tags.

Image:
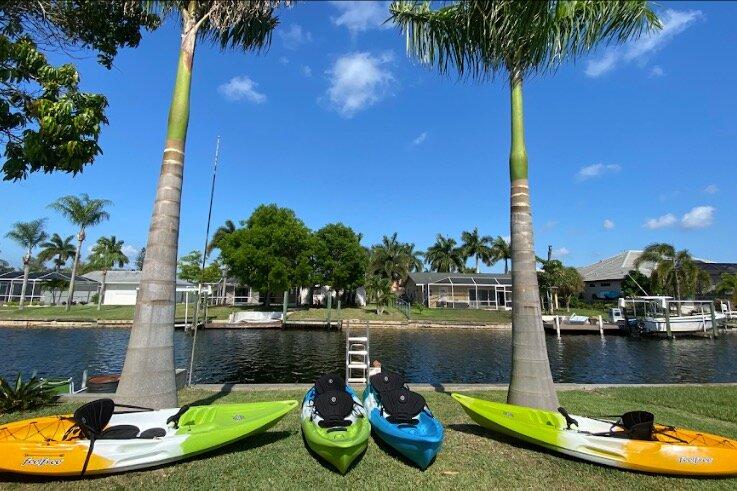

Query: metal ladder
<box><xmin>345</xmin><ymin>319</ymin><xmax>370</xmax><ymax>385</ymax></box>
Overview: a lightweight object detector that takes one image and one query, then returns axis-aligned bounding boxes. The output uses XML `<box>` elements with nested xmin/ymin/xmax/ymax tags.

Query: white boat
<box><xmin>642</xmin><ymin>312</ymin><xmax>726</xmax><ymax>334</ymax></box>
<box><xmin>619</xmin><ymin>296</ymin><xmax>726</xmax><ymax>335</ymax></box>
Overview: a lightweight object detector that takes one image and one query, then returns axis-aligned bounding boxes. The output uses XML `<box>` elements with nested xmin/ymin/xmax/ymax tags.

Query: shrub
<box><xmin>0</xmin><ymin>374</ymin><xmax>58</xmax><ymax>413</ymax></box>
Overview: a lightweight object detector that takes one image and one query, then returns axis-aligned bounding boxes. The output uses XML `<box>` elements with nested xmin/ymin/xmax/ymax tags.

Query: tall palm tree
<box><xmin>207</xmin><ymin>219</ymin><xmax>236</xmax><ymax>254</ymax></box>
<box><xmin>425</xmin><ymin>234</ymin><xmax>464</xmax><ymax>273</ymax></box>
<box><xmin>117</xmin><ymin>1</ymin><xmax>288</xmax><ymax>409</ymax></box>
<box><xmin>404</xmin><ymin>243</ymin><xmax>425</xmax><ymax>273</ymax></box>
<box><xmin>5</xmin><ymin>219</ymin><xmax>48</xmax><ymax>309</ymax></box>
<box><xmin>635</xmin><ymin>243</ymin><xmax>690</xmax><ymax>300</ymax></box>
<box><xmin>488</xmin><ymin>235</ymin><xmax>511</xmax><ymax>274</ymax></box>
<box><xmin>716</xmin><ymin>273</ymin><xmax>737</xmax><ymax>306</ymax></box>
<box><xmin>88</xmin><ymin>236</ymin><xmax>130</xmax><ymax>310</ymax></box>
<box><xmin>38</xmin><ymin>233</ymin><xmax>76</xmax><ymax>271</ymax></box>
<box><xmin>369</xmin><ymin>233</ymin><xmax>420</xmax><ymax>284</ymax></box>
<box><xmin>390</xmin><ymin>0</ymin><xmax>659</xmax><ymax>410</ymax></box>
<box><xmin>49</xmin><ymin>194</ymin><xmax>111</xmax><ymax>310</ymax></box>
<box><xmin>461</xmin><ymin>227</ymin><xmax>492</xmax><ymax>273</ymax></box>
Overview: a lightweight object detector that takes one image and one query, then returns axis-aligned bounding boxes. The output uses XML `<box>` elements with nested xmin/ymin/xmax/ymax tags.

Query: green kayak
<box><xmin>301</xmin><ymin>375</ymin><xmax>370</xmax><ymax>474</ymax></box>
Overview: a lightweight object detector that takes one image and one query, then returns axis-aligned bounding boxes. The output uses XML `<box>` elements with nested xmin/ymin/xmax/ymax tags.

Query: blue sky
<box><xmin>1</xmin><ymin>1</ymin><xmax>736</xmax><ymax>271</ymax></box>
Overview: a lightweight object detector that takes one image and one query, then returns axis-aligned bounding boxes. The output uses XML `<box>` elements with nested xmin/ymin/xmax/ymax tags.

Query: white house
<box><xmin>83</xmin><ymin>270</ymin><xmax>194</xmax><ymax>305</ymax></box>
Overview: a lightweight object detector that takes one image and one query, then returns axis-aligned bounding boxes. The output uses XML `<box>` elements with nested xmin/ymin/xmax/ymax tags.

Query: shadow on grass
<box><xmin>186</xmin><ymin>383</ymin><xmax>234</xmax><ymax>406</ymax></box>
<box><xmin>430</xmin><ymin>383</ymin><xmax>451</xmax><ymax>394</ymax></box>
<box><xmin>0</xmin><ymin>430</ymin><xmax>293</xmax><ymax>485</ymax></box>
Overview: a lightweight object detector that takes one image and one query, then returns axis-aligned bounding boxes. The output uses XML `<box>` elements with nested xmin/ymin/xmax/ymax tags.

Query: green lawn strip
<box><xmin>286</xmin><ymin>306</ymin><xmax>512</xmax><ymax>324</ymax></box>
<box><xmin>0</xmin><ymin>305</ymin><xmax>241</xmax><ymax>322</ymax></box>
<box><xmin>2</xmin><ymin>387</ymin><xmax>737</xmax><ymax>489</ymax></box>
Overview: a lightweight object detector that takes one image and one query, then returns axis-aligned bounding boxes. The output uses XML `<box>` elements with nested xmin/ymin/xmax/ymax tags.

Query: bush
<box><xmin>0</xmin><ymin>374</ymin><xmax>57</xmax><ymax>413</ymax></box>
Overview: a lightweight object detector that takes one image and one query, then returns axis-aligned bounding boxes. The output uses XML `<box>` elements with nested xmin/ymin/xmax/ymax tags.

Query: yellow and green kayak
<box><xmin>0</xmin><ymin>398</ymin><xmax>297</xmax><ymax>476</ymax></box>
<box><xmin>453</xmin><ymin>393</ymin><xmax>737</xmax><ymax>476</ymax></box>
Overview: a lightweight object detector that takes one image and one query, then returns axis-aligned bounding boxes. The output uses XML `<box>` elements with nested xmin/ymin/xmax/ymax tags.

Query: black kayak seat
<box><xmin>73</xmin><ymin>398</ymin><xmax>116</xmax><ymax>439</ymax></box>
<box><xmin>138</xmin><ymin>427</ymin><xmax>167</xmax><ymax>439</ymax></box>
<box><xmin>619</xmin><ymin>411</ymin><xmax>655</xmax><ymax>440</ymax></box>
<box><xmin>100</xmin><ymin>425</ymin><xmax>140</xmax><ymax>440</ymax></box>
<box><xmin>314</xmin><ymin>390</ymin><xmax>354</xmax><ymax>428</ymax></box>
<box><xmin>370</xmin><ymin>371</ymin><xmax>405</xmax><ymax>396</ymax></box>
<box><xmin>381</xmin><ymin>388</ymin><xmax>425</xmax><ymax>425</ymax></box>
<box><xmin>314</xmin><ymin>373</ymin><xmax>346</xmax><ymax>395</ymax></box>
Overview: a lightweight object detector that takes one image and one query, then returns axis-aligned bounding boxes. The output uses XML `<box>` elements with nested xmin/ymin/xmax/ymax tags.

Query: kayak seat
<box><xmin>370</xmin><ymin>371</ymin><xmax>405</xmax><ymax>397</ymax></box>
<box><xmin>314</xmin><ymin>373</ymin><xmax>346</xmax><ymax>395</ymax></box>
<box><xmin>100</xmin><ymin>425</ymin><xmax>140</xmax><ymax>440</ymax></box>
<box><xmin>617</xmin><ymin>411</ymin><xmax>655</xmax><ymax>440</ymax></box>
<box><xmin>73</xmin><ymin>398</ymin><xmax>116</xmax><ymax>439</ymax></box>
<box><xmin>314</xmin><ymin>390</ymin><xmax>354</xmax><ymax>428</ymax></box>
<box><xmin>381</xmin><ymin>388</ymin><xmax>425</xmax><ymax>425</ymax></box>
<box><xmin>138</xmin><ymin>427</ymin><xmax>167</xmax><ymax>439</ymax></box>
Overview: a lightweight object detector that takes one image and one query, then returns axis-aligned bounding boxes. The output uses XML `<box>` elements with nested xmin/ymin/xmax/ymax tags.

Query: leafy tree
<box><xmin>219</xmin><ymin>205</ymin><xmax>312</xmax><ymax>308</ymax></box>
<box><xmin>1</xmin><ymin>1</ymin><xmax>159</xmax><ymax>180</ymax></box>
<box><xmin>135</xmin><ymin>246</ymin><xmax>146</xmax><ymax>270</ymax></box>
<box><xmin>634</xmin><ymin>243</ymin><xmax>710</xmax><ymax>304</ymax></box>
<box><xmin>118</xmin><ymin>0</ymin><xmax>289</xmax><ymax>409</ymax></box>
<box><xmin>390</xmin><ymin>0</ymin><xmax>659</xmax><ymax>410</ymax></box>
<box><xmin>312</xmin><ymin>223</ymin><xmax>368</xmax><ymax>303</ymax></box>
<box><xmin>461</xmin><ymin>227</ymin><xmax>492</xmax><ymax>273</ymax></box>
<box><xmin>5</xmin><ymin>219</ymin><xmax>48</xmax><ymax>309</ymax></box>
<box><xmin>49</xmin><ymin>193</ymin><xmax>111</xmax><ymax>311</ymax></box>
<box><xmin>177</xmin><ymin>250</ymin><xmax>222</xmax><ymax>284</ymax></box>
<box><xmin>365</xmin><ymin>274</ymin><xmax>393</xmax><ymax>315</ymax></box>
<box><xmin>537</xmin><ymin>258</ymin><xmax>564</xmax><ymax>313</ymax></box>
<box><xmin>621</xmin><ymin>269</ymin><xmax>651</xmax><ymax>297</ymax></box>
<box><xmin>88</xmin><ymin>235</ymin><xmax>130</xmax><ymax>310</ymax></box>
<box><xmin>0</xmin><ymin>257</ymin><xmax>11</xmax><ymax>274</ymax></box>
<box><xmin>40</xmin><ymin>277</ymin><xmax>69</xmax><ymax>304</ymax></box>
<box><xmin>425</xmin><ymin>234</ymin><xmax>464</xmax><ymax>273</ymax></box>
<box><xmin>488</xmin><ymin>235</ymin><xmax>511</xmax><ymax>273</ymax></box>
<box><xmin>207</xmin><ymin>219</ymin><xmax>236</xmax><ymax>254</ymax></box>
<box><xmin>38</xmin><ymin>233</ymin><xmax>75</xmax><ymax>270</ymax></box>
<box><xmin>558</xmin><ymin>267</ymin><xmax>583</xmax><ymax>312</ymax></box>
<box><xmin>368</xmin><ymin>233</ymin><xmax>423</xmax><ymax>284</ymax></box>
<box><xmin>716</xmin><ymin>273</ymin><xmax>737</xmax><ymax>306</ymax></box>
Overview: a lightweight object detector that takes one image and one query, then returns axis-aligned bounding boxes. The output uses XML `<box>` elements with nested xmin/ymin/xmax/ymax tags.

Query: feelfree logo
<box><xmin>678</xmin><ymin>456</ymin><xmax>714</xmax><ymax>465</ymax></box>
<box><xmin>22</xmin><ymin>457</ymin><xmax>64</xmax><ymax>466</ymax></box>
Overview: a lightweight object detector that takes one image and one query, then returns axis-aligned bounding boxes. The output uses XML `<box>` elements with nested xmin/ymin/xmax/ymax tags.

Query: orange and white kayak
<box><xmin>453</xmin><ymin>393</ymin><xmax>737</xmax><ymax>476</ymax></box>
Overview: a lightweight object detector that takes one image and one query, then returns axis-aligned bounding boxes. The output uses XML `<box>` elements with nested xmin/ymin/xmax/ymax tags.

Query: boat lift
<box><xmin>619</xmin><ymin>297</ymin><xmax>723</xmax><ymax>339</ymax></box>
<box><xmin>345</xmin><ymin>319</ymin><xmax>370</xmax><ymax>385</ymax></box>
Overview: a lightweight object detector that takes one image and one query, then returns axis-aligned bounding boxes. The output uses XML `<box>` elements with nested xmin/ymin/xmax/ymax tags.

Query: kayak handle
<box><xmin>558</xmin><ymin>407</ymin><xmax>579</xmax><ymax>429</ymax></box>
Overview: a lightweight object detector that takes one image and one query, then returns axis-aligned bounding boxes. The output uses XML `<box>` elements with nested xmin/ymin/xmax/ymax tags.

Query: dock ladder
<box><xmin>345</xmin><ymin>319</ymin><xmax>370</xmax><ymax>385</ymax></box>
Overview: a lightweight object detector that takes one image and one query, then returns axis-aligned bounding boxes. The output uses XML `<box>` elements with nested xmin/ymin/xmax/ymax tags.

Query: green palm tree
<box><xmin>390</xmin><ymin>0</ymin><xmax>659</xmax><ymax>410</ymax></box>
<box><xmin>716</xmin><ymin>273</ymin><xmax>737</xmax><ymax>306</ymax></box>
<box><xmin>5</xmin><ymin>219</ymin><xmax>48</xmax><ymax>309</ymax></box>
<box><xmin>49</xmin><ymin>193</ymin><xmax>111</xmax><ymax>311</ymax></box>
<box><xmin>118</xmin><ymin>1</ymin><xmax>288</xmax><ymax>409</ymax></box>
<box><xmin>425</xmin><ymin>234</ymin><xmax>464</xmax><ymax>273</ymax></box>
<box><xmin>487</xmin><ymin>235</ymin><xmax>511</xmax><ymax>274</ymax></box>
<box><xmin>369</xmin><ymin>233</ymin><xmax>421</xmax><ymax>284</ymax></box>
<box><xmin>38</xmin><ymin>233</ymin><xmax>76</xmax><ymax>271</ymax></box>
<box><xmin>88</xmin><ymin>236</ymin><xmax>130</xmax><ymax>310</ymax></box>
<box><xmin>207</xmin><ymin>219</ymin><xmax>236</xmax><ymax>254</ymax></box>
<box><xmin>635</xmin><ymin>243</ymin><xmax>698</xmax><ymax>305</ymax></box>
<box><xmin>461</xmin><ymin>227</ymin><xmax>492</xmax><ymax>273</ymax></box>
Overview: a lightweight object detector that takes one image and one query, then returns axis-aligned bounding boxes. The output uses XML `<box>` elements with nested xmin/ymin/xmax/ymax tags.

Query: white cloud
<box><xmin>325</xmin><ymin>52</ymin><xmax>394</xmax><ymax>118</ymax></box>
<box><xmin>644</xmin><ymin>213</ymin><xmax>677</xmax><ymax>229</ymax></box>
<box><xmin>278</xmin><ymin>24</ymin><xmax>312</xmax><ymax>50</ymax></box>
<box><xmin>585</xmin><ymin>9</ymin><xmax>703</xmax><ymax>78</ymax></box>
<box><xmin>218</xmin><ymin>76</ymin><xmax>266</xmax><ymax>104</ymax></box>
<box><xmin>681</xmin><ymin>206</ymin><xmax>715</xmax><ymax>229</ymax></box>
<box><xmin>278</xmin><ymin>56</ymin><xmax>290</xmax><ymax>66</ymax></box>
<box><xmin>121</xmin><ymin>245</ymin><xmax>139</xmax><ymax>259</ymax></box>
<box><xmin>552</xmin><ymin>247</ymin><xmax>570</xmax><ymax>258</ymax></box>
<box><xmin>575</xmin><ymin>163</ymin><xmax>621</xmax><ymax>181</ymax></box>
<box><xmin>603</xmin><ymin>219</ymin><xmax>615</xmax><ymax>230</ymax></box>
<box><xmin>411</xmin><ymin>132</ymin><xmax>427</xmax><ymax>146</ymax></box>
<box><xmin>544</xmin><ymin>220</ymin><xmax>558</xmax><ymax>230</ymax></box>
<box><xmin>703</xmin><ymin>184</ymin><xmax>718</xmax><ymax>194</ymax></box>
<box><xmin>649</xmin><ymin>65</ymin><xmax>665</xmax><ymax>78</ymax></box>
<box><xmin>330</xmin><ymin>1</ymin><xmax>391</xmax><ymax>34</ymax></box>
<box><xmin>301</xmin><ymin>65</ymin><xmax>312</xmax><ymax>77</ymax></box>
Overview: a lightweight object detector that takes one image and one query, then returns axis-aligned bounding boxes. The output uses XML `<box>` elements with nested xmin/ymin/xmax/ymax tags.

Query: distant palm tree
<box><xmin>390</xmin><ymin>0</ymin><xmax>659</xmax><ymax>410</ymax></box>
<box><xmin>207</xmin><ymin>219</ymin><xmax>236</xmax><ymax>254</ymax></box>
<box><xmin>488</xmin><ymin>236</ymin><xmax>512</xmax><ymax>274</ymax></box>
<box><xmin>425</xmin><ymin>234</ymin><xmax>464</xmax><ymax>273</ymax></box>
<box><xmin>716</xmin><ymin>273</ymin><xmax>737</xmax><ymax>305</ymax></box>
<box><xmin>49</xmin><ymin>193</ymin><xmax>111</xmax><ymax>310</ymax></box>
<box><xmin>461</xmin><ymin>227</ymin><xmax>492</xmax><ymax>273</ymax></box>
<box><xmin>88</xmin><ymin>236</ymin><xmax>130</xmax><ymax>310</ymax></box>
<box><xmin>38</xmin><ymin>233</ymin><xmax>75</xmax><ymax>271</ymax></box>
<box><xmin>369</xmin><ymin>233</ymin><xmax>422</xmax><ymax>284</ymax></box>
<box><xmin>118</xmin><ymin>1</ymin><xmax>290</xmax><ymax>409</ymax></box>
<box><xmin>5</xmin><ymin>219</ymin><xmax>48</xmax><ymax>309</ymax></box>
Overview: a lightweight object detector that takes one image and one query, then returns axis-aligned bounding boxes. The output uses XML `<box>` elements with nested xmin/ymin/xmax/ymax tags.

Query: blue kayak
<box><xmin>363</xmin><ymin>371</ymin><xmax>444</xmax><ymax>469</ymax></box>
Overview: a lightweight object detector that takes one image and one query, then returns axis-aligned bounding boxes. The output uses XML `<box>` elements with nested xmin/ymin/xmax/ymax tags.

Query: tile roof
<box><xmin>577</xmin><ymin>251</ymin><xmax>654</xmax><ymax>282</ymax></box>
<box><xmin>83</xmin><ymin>270</ymin><xmax>193</xmax><ymax>287</ymax></box>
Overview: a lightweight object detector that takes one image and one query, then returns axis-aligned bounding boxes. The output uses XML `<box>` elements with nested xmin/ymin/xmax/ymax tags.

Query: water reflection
<box><xmin>1</xmin><ymin>327</ymin><xmax>735</xmax><ymax>385</ymax></box>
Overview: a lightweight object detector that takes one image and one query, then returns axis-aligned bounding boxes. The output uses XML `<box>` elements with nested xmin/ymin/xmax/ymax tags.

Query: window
<box><xmin>600</xmin><ymin>282</ymin><xmax>610</xmax><ymax>287</ymax></box>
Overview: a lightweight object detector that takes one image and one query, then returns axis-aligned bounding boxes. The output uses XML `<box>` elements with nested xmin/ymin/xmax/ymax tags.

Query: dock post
<box><xmin>598</xmin><ymin>315</ymin><xmax>604</xmax><ymax>336</ymax></box>
<box><xmin>282</xmin><ymin>290</ymin><xmax>288</xmax><ymax>323</ymax></box>
<box><xmin>664</xmin><ymin>303</ymin><xmax>673</xmax><ymax>339</ymax></box>
<box><xmin>327</xmin><ymin>291</ymin><xmax>332</xmax><ymax>329</ymax></box>
<box><xmin>555</xmin><ymin>315</ymin><xmax>561</xmax><ymax>337</ymax></box>
<box><xmin>710</xmin><ymin>302</ymin><xmax>718</xmax><ymax>338</ymax></box>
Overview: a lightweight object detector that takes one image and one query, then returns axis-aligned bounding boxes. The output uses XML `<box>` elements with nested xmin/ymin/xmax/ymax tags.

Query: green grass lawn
<box><xmin>0</xmin><ymin>304</ymin><xmax>241</xmax><ymax>321</ymax></box>
<box><xmin>287</xmin><ymin>306</ymin><xmax>512</xmax><ymax>324</ymax></box>
<box><xmin>2</xmin><ymin>386</ymin><xmax>736</xmax><ymax>489</ymax></box>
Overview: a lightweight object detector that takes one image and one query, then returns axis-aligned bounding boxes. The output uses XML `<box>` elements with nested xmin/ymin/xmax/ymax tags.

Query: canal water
<box><xmin>1</xmin><ymin>327</ymin><xmax>736</xmax><ymax>385</ymax></box>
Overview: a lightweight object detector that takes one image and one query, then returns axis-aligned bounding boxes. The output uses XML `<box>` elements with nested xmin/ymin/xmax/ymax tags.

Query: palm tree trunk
<box><xmin>475</xmin><ymin>255</ymin><xmax>480</xmax><ymax>274</ymax></box>
<box><xmin>117</xmin><ymin>11</ymin><xmax>198</xmax><ymax>409</ymax></box>
<box><xmin>506</xmin><ymin>71</ymin><xmax>559</xmax><ymax>411</ymax></box>
<box><xmin>97</xmin><ymin>269</ymin><xmax>107</xmax><ymax>310</ymax></box>
<box><xmin>65</xmin><ymin>232</ymin><xmax>83</xmax><ymax>311</ymax></box>
<box><xmin>504</xmin><ymin>258</ymin><xmax>509</xmax><ymax>274</ymax></box>
<box><xmin>18</xmin><ymin>251</ymin><xmax>31</xmax><ymax>310</ymax></box>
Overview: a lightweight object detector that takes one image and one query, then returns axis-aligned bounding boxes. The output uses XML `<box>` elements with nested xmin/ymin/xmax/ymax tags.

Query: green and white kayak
<box><xmin>301</xmin><ymin>376</ymin><xmax>370</xmax><ymax>474</ymax></box>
